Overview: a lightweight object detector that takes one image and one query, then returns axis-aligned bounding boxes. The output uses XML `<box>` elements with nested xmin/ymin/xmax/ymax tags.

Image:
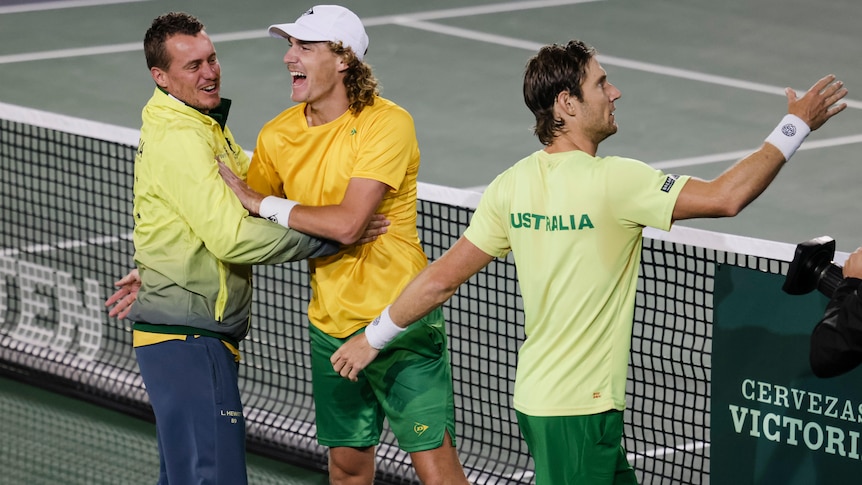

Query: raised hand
<box><xmin>787</xmin><ymin>74</ymin><xmax>848</xmax><ymax>131</ymax></box>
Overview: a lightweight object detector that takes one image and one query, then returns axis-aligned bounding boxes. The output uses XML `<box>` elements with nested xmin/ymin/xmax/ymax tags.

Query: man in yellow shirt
<box><xmin>329</xmin><ymin>40</ymin><xmax>848</xmax><ymax>484</ymax></box>
<box><xmin>219</xmin><ymin>5</ymin><xmax>470</xmax><ymax>484</ymax></box>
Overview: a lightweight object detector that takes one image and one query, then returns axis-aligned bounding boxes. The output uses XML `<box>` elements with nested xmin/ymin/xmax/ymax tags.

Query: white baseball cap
<box><xmin>268</xmin><ymin>5</ymin><xmax>369</xmax><ymax>61</ymax></box>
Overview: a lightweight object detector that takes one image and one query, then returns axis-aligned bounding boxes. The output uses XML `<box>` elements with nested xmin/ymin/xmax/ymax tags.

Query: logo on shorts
<box><xmin>414</xmin><ymin>423</ymin><xmax>429</xmax><ymax>436</ymax></box>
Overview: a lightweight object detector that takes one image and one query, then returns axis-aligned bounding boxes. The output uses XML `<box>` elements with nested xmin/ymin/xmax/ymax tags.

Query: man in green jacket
<box><xmin>106</xmin><ymin>12</ymin><xmax>343</xmax><ymax>485</ymax></box>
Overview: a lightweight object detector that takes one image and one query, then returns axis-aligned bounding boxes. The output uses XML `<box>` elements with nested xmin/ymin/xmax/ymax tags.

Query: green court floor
<box><xmin>0</xmin><ymin>376</ymin><xmax>328</xmax><ymax>485</ymax></box>
<box><xmin>1</xmin><ymin>0</ymin><xmax>861</xmax><ymax>483</ymax></box>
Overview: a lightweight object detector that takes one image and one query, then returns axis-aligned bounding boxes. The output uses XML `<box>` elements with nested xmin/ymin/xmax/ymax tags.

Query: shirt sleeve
<box><xmin>603</xmin><ymin>156</ymin><xmax>690</xmax><ymax>231</ymax></box>
<box><xmin>351</xmin><ymin>106</ymin><xmax>418</xmax><ymax>191</ymax></box>
<box><xmin>463</xmin><ymin>170</ymin><xmax>512</xmax><ymax>259</ymax></box>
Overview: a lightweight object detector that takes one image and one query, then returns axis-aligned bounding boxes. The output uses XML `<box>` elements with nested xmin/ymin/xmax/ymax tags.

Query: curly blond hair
<box><xmin>330</xmin><ymin>42</ymin><xmax>379</xmax><ymax>114</ymax></box>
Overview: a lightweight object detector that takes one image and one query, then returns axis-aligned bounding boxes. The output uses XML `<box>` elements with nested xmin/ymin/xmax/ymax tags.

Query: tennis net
<box><xmin>0</xmin><ymin>101</ymin><xmax>804</xmax><ymax>484</ymax></box>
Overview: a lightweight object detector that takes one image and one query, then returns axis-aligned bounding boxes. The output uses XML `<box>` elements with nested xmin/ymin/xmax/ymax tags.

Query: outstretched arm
<box><xmin>330</xmin><ymin>236</ymin><xmax>495</xmax><ymax>381</ymax></box>
<box><xmin>672</xmin><ymin>74</ymin><xmax>847</xmax><ymax>222</ymax></box>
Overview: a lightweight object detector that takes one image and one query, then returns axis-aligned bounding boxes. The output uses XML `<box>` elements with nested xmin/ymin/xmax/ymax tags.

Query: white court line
<box><xmin>0</xmin><ymin>0</ymin><xmax>591</xmax><ymax>64</ymax></box>
<box><xmin>390</xmin><ymin>17</ymin><xmax>544</xmax><ymax>51</ymax></box>
<box><xmin>652</xmin><ymin>133</ymin><xmax>862</xmax><ymax>170</ymax></box>
<box><xmin>628</xmin><ymin>439</ymin><xmax>710</xmax><ymax>462</ymax></box>
<box><xmin>396</xmin><ymin>18</ymin><xmax>862</xmax><ymax>111</ymax></box>
<box><xmin>0</xmin><ymin>0</ymin><xmax>148</xmax><ymax>15</ymax></box>
<box><xmin>5</xmin><ymin>232</ymin><xmax>132</xmax><ymax>255</ymax></box>
<box><xmin>362</xmin><ymin>0</ymin><xmax>601</xmax><ymax>24</ymax></box>
<box><xmin>0</xmin><ymin>42</ymin><xmax>142</xmax><ymax>64</ymax></box>
<box><xmin>3</xmin><ymin>0</ymin><xmax>861</xmax><ymax>111</ymax></box>
<box><xmin>600</xmin><ymin>54</ymin><xmax>862</xmax><ymax>109</ymax></box>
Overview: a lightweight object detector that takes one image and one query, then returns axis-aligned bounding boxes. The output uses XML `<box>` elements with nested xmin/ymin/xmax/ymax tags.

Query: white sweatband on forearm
<box><xmin>364</xmin><ymin>306</ymin><xmax>406</xmax><ymax>350</ymax></box>
<box><xmin>764</xmin><ymin>114</ymin><xmax>811</xmax><ymax>161</ymax></box>
<box><xmin>259</xmin><ymin>196</ymin><xmax>298</xmax><ymax>228</ymax></box>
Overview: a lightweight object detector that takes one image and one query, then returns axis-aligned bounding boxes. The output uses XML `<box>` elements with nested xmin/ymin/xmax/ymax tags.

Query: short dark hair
<box><xmin>523</xmin><ymin>40</ymin><xmax>596</xmax><ymax>145</ymax></box>
<box><xmin>144</xmin><ymin>12</ymin><xmax>205</xmax><ymax>70</ymax></box>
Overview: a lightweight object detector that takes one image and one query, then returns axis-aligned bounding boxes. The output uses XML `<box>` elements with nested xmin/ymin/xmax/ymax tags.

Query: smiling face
<box><xmin>150</xmin><ymin>31</ymin><xmax>221</xmax><ymax>112</ymax></box>
<box><xmin>283</xmin><ymin>37</ymin><xmax>348</xmax><ymax>110</ymax></box>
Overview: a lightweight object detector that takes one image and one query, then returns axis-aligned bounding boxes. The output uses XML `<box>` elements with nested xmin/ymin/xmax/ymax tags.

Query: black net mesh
<box><xmin>0</xmin><ymin>110</ymin><xmax>794</xmax><ymax>484</ymax></box>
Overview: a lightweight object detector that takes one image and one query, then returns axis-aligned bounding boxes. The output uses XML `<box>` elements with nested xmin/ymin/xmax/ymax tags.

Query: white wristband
<box><xmin>764</xmin><ymin>114</ymin><xmax>810</xmax><ymax>161</ymax></box>
<box><xmin>364</xmin><ymin>306</ymin><xmax>406</xmax><ymax>350</ymax></box>
<box><xmin>259</xmin><ymin>196</ymin><xmax>298</xmax><ymax>228</ymax></box>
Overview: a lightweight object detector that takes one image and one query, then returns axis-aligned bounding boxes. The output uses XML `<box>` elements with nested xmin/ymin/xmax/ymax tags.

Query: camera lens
<box><xmin>782</xmin><ymin>236</ymin><xmax>843</xmax><ymax>297</ymax></box>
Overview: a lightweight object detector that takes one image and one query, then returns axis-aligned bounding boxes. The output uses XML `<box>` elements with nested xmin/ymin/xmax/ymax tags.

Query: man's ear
<box><xmin>151</xmin><ymin>67</ymin><xmax>167</xmax><ymax>88</ymax></box>
<box><xmin>556</xmin><ymin>91</ymin><xmax>578</xmax><ymax>117</ymax></box>
<box><xmin>335</xmin><ymin>54</ymin><xmax>350</xmax><ymax>73</ymax></box>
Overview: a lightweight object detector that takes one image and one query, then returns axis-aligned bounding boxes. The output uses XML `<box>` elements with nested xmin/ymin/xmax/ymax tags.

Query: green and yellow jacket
<box><xmin>127</xmin><ymin>88</ymin><xmax>335</xmax><ymax>344</ymax></box>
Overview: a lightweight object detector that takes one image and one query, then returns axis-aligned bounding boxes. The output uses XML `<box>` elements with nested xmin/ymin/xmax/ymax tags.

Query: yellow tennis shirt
<box><xmin>248</xmin><ymin>98</ymin><xmax>427</xmax><ymax>337</ymax></box>
<box><xmin>464</xmin><ymin>149</ymin><xmax>689</xmax><ymax>417</ymax></box>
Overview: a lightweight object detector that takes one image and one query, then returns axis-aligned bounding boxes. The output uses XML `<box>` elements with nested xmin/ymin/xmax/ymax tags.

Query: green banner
<box><xmin>713</xmin><ymin>264</ymin><xmax>862</xmax><ymax>484</ymax></box>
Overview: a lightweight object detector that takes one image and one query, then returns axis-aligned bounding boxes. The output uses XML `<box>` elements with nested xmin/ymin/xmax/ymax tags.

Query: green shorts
<box><xmin>310</xmin><ymin>307</ymin><xmax>456</xmax><ymax>453</ymax></box>
<box><xmin>516</xmin><ymin>410</ymin><xmax>638</xmax><ymax>485</ymax></box>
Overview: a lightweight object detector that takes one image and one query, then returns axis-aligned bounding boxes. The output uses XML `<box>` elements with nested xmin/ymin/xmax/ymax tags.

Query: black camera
<box><xmin>782</xmin><ymin>236</ymin><xmax>844</xmax><ymax>298</ymax></box>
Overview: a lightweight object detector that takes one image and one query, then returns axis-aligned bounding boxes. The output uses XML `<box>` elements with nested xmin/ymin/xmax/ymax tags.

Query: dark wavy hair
<box><xmin>330</xmin><ymin>42</ymin><xmax>379</xmax><ymax>114</ymax></box>
<box><xmin>144</xmin><ymin>12</ymin><xmax>205</xmax><ymax>70</ymax></box>
<box><xmin>523</xmin><ymin>40</ymin><xmax>596</xmax><ymax>145</ymax></box>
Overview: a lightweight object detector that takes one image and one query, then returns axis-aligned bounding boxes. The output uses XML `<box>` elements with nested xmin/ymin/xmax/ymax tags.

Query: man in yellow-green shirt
<box><xmin>218</xmin><ymin>5</ymin><xmax>470</xmax><ymax>484</ymax></box>
<box><xmin>330</xmin><ymin>40</ymin><xmax>847</xmax><ymax>484</ymax></box>
<box><xmin>106</xmin><ymin>12</ymin><xmax>338</xmax><ymax>485</ymax></box>
<box><xmin>471</xmin><ymin>153</ymin><xmax>685</xmax><ymax>419</ymax></box>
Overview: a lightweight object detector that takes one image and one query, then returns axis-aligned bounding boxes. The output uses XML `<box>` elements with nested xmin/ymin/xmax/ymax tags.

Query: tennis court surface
<box><xmin>2</xmin><ymin>0</ymin><xmax>861</xmax><ymax>483</ymax></box>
